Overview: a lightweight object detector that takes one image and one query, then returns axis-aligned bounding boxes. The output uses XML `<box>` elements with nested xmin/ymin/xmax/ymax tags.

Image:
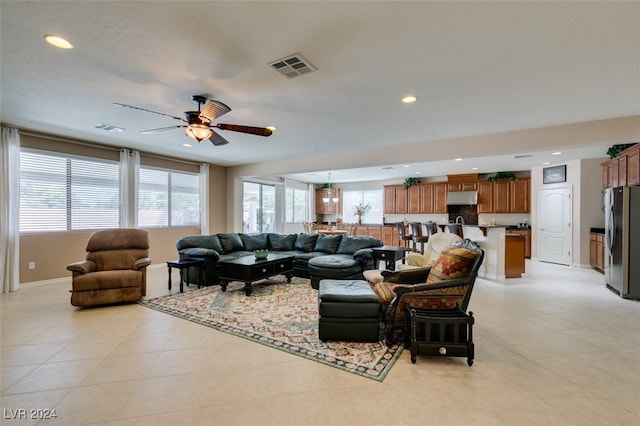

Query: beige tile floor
<box><xmin>2</xmin><ymin>260</ymin><xmax>639</xmax><ymax>425</ymax></box>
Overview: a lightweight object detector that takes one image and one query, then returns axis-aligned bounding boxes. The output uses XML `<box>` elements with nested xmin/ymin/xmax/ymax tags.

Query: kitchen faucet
<box><xmin>456</xmin><ymin>216</ymin><xmax>465</xmax><ymax>224</ymax></box>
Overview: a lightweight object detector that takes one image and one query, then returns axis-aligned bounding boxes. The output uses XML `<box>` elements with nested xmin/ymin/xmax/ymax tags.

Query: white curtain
<box><xmin>1</xmin><ymin>126</ymin><xmax>20</xmax><ymax>292</ymax></box>
<box><xmin>120</xmin><ymin>149</ymin><xmax>139</xmax><ymax>228</ymax></box>
<box><xmin>200</xmin><ymin>163</ymin><xmax>210</xmax><ymax>235</ymax></box>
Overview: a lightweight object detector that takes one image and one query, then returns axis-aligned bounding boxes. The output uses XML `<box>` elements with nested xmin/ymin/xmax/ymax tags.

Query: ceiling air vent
<box><xmin>95</xmin><ymin>123</ymin><xmax>125</xmax><ymax>133</ymax></box>
<box><xmin>269</xmin><ymin>54</ymin><xmax>316</xmax><ymax>78</ymax></box>
<box><xmin>514</xmin><ymin>154</ymin><xmax>533</xmax><ymax>159</ymax></box>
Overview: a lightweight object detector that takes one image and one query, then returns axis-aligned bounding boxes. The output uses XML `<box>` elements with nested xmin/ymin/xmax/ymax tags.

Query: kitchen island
<box><xmin>461</xmin><ymin>225</ymin><xmax>509</xmax><ymax>280</ymax></box>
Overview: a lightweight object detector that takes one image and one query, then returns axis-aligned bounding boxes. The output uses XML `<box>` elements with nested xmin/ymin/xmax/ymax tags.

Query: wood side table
<box><xmin>371</xmin><ymin>245</ymin><xmax>408</xmax><ymax>271</ymax></box>
<box><xmin>167</xmin><ymin>258</ymin><xmax>204</xmax><ymax>293</ymax></box>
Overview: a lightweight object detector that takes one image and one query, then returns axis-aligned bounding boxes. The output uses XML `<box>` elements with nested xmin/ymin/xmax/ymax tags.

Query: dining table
<box><xmin>316</xmin><ymin>229</ymin><xmax>348</xmax><ymax>235</ymax></box>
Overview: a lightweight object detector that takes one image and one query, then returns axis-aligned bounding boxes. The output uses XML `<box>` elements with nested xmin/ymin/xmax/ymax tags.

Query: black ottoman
<box><xmin>318</xmin><ymin>279</ymin><xmax>381</xmax><ymax>342</ymax></box>
<box><xmin>308</xmin><ymin>255</ymin><xmax>364</xmax><ymax>290</ymax></box>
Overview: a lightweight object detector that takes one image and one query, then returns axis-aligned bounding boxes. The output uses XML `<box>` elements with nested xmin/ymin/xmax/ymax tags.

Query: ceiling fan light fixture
<box><xmin>186</xmin><ymin>124</ymin><xmax>212</xmax><ymax>142</ymax></box>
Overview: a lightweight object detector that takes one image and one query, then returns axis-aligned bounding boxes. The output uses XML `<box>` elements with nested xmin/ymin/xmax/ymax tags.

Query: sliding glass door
<box><xmin>243</xmin><ymin>182</ymin><xmax>275</xmax><ymax>233</ymax></box>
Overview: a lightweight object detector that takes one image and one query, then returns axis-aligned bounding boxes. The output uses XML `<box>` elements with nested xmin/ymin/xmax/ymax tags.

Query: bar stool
<box><xmin>409</xmin><ymin>222</ymin><xmax>429</xmax><ymax>253</ymax></box>
<box><xmin>396</xmin><ymin>222</ymin><xmax>413</xmax><ymax>248</ymax></box>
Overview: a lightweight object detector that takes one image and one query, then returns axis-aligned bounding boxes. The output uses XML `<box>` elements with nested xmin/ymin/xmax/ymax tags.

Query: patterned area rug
<box><xmin>140</xmin><ymin>276</ymin><xmax>402</xmax><ymax>381</ymax></box>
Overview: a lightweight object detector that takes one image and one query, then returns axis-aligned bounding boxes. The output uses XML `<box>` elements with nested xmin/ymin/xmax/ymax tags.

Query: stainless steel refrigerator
<box><xmin>604</xmin><ymin>186</ymin><xmax>640</xmax><ymax>299</ymax></box>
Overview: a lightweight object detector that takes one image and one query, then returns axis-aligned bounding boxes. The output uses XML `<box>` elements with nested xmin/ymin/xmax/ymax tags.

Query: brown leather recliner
<box><xmin>67</xmin><ymin>229</ymin><xmax>151</xmax><ymax>307</ymax></box>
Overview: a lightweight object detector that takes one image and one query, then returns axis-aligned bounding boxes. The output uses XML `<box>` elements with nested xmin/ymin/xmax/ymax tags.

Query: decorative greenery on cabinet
<box><xmin>488</xmin><ymin>171</ymin><xmax>516</xmax><ymax>181</ymax></box>
<box><xmin>403</xmin><ymin>177</ymin><xmax>421</xmax><ymax>188</ymax></box>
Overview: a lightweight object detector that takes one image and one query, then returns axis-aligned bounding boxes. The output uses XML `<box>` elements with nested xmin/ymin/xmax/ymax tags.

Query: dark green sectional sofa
<box><xmin>176</xmin><ymin>232</ymin><xmax>383</xmax><ymax>287</ymax></box>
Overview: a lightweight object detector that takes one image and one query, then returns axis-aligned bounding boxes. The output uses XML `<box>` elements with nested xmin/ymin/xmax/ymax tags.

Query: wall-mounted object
<box><xmin>543</xmin><ymin>165</ymin><xmax>566</xmax><ymax>184</ymax></box>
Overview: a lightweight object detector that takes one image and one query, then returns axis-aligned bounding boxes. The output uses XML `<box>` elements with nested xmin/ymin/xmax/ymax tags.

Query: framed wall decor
<box><xmin>543</xmin><ymin>165</ymin><xmax>566</xmax><ymax>184</ymax></box>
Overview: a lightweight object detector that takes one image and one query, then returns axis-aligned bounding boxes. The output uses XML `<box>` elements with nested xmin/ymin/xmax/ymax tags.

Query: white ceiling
<box><xmin>1</xmin><ymin>1</ymin><xmax>639</xmax><ymax>184</ymax></box>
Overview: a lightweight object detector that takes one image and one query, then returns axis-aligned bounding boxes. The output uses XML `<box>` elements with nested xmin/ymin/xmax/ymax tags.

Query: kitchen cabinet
<box><xmin>433</xmin><ymin>183</ymin><xmax>448</xmax><ymax>213</ymax></box>
<box><xmin>407</xmin><ymin>185</ymin><xmax>421</xmax><ymax>213</ymax></box>
<box><xmin>383</xmin><ymin>185</ymin><xmax>407</xmax><ymax>214</ymax></box>
<box><xmin>589</xmin><ymin>232</ymin><xmax>604</xmax><ymax>273</ymax></box>
<box><xmin>492</xmin><ymin>179</ymin><xmax>530</xmax><ymax>213</ymax></box>
<box><xmin>381</xmin><ymin>226</ymin><xmax>395</xmax><ymax>245</ymax></box>
<box><xmin>477</xmin><ymin>180</ymin><xmax>493</xmax><ymax>213</ymax></box>
<box><xmin>601</xmin><ymin>143</ymin><xmax>639</xmax><ymax>188</ymax></box>
<box><xmin>510</xmin><ymin>178</ymin><xmax>530</xmax><ymax>213</ymax></box>
<box><xmin>367</xmin><ymin>226</ymin><xmax>383</xmax><ymax>241</ymax></box>
<box><xmin>506</xmin><ymin>228</ymin><xmax>531</xmax><ymax>258</ymax></box>
<box><xmin>420</xmin><ymin>184</ymin><xmax>434</xmax><ymax>212</ymax></box>
<box><xmin>505</xmin><ymin>235</ymin><xmax>525</xmax><ymax>278</ymax></box>
<box><xmin>447</xmin><ymin>182</ymin><xmax>477</xmax><ymax>192</ymax></box>
<box><xmin>627</xmin><ymin>144</ymin><xmax>639</xmax><ymax>186</ymax></box>
<box><xmin>492</xmin><ymin>180</ymin><xmax>511</xmax><ymax>213</ymax></box>
<box><xmin>315</xmin><ymin>188</ymin><xmax>341</xmax><ymax>215</ymax></box>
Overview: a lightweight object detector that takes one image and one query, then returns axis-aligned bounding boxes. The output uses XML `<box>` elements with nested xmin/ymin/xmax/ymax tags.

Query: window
<box><xmin>243</xmin><ymin>181</ymin><xmax>275</xmax><ymax>232</ymax></box>
<box><xmin>138</xmin><ymin>167</ymin><xmax>200</xmax><ymax>227</ymax></box>
<box><xmin>342</xmin><ymin>189</ymin><xmax>383</xmax><ymax>224</ymax></box>
<box><xmin>285</xmin><ymin>187</ymin><xmax>307</xmax><ymax>223</ymax></box>
<box><xmin>19</xmin><ymin>150</ymin><xmax>120</xmax><ymax>232</ymax></box>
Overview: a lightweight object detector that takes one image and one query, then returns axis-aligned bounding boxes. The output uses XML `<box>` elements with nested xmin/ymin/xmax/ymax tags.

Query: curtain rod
<box><xmin>17</xmin><ymin>127</ymin><xmax>205</xmax><ymax>167</ymax></box>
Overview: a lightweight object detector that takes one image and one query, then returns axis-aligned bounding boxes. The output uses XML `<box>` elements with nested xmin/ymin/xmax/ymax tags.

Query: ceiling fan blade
<box><xmin>208</xmin><ymin>129</ymin><xmax>230</xmax><ymax>146</ymax></box>
<box><xmin>140</xmin><ymin>125</ymin><xmax>185</xmax><ymax>134</ymax></box>
<box><xmin>215</xmin><ymin>123</ymin><xmax>273</xmax><ymax>137</ymax></box>
<box><xmin>199</xmin><ymin>100</ymin><xmax>231</xmax><ymax>123</ymax></box>
<box><xmin>114</xmin><ymin>103</ymin><xmax>185</xmax><ymax>122</ymax></box>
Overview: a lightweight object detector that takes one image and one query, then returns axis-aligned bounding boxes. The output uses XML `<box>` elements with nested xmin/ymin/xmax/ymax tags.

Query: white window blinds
<box><xmin>19</xmin><ymin>150</ymin><xmax>120</xmax><ymax>232</ymax></box>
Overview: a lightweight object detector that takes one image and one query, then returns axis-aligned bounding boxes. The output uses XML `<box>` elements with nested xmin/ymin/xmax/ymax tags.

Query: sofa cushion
<box><xmin>218</xmin><ymin>233</ymin><xmax>244</xmax><ymax>253</ymax></box>
<box><xmin>240</xmin><ymin>233</ymin><xmax>268</xmax><ymax>251</ymax></box>
<box><xmin>427</xmin><ymin>246</ymin><xmax>478</xmax><ymax>283</ymax></box>
<box><xmin>336</xmin><ymin>235</ymin><xmax>382</xmax><ymax>254</ymax></box>
<box><xmin>294</xmin><ymin>233</ymin><xmax>318</xmax><ymax>252</ymax></box>
<box><xmin>314</xmin><ymin>234</ymin><xmax>342</xmax><ymax>253</ymax></box>
<box><xmin>268</xmin><ymin>233</ymin><xmax>297</xmax><ymax>251</ymax></box>
<box><xmin>178</xmin><ymin>247</ymin><xmax>220</xmax><ymax>262</ymax></box>
<box><xmin>176</xmin><ymin>235</ymin><xmax>224</xmax><ymax>254</ymax></box>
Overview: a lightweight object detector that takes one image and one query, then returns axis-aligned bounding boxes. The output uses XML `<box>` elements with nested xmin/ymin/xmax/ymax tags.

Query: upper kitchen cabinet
<box><xmin>492</xmin><ymin>178</ymin><xmax>530</xmax><ymax>213</ymax></box>
<box><xmin>477</xmin><ymin>180</ymin><xmax>494</xmax><ymax>213</ymax></box>
<box><xmin>433</xmin><ymin>183</ymin><xmax>448</xmax><ymax>213</ymax></box>
<box><xmin>602</xmin><ymin>143</ymin><xmax>639</xmax><ymax>188</ymax></box>
<box><xmin>383</xmin><ymin>185</ymin><xmax>407</xmax><ymax>214</ymax></box>
<box><xmin>626</xmin><ymin>144</ymin><xmax>639</xmax><ymax>186</ymax></box>
<box><xmin>315</xmin><ymin>188</ymin><xmax>341</xmax><ymax>215</ymax></box>
<box><xmin>407</xmin><ymin>185</ymin><xmax>421</xmax><ymax>213</ymax></box>
<box><xmin>510</xmin><ymin>178</ymin><xmax>530</xmax><ymax>213</ymax></box>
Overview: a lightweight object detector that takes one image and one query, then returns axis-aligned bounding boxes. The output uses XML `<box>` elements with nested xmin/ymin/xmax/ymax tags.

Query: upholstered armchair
<box><xmin>67</xmin><ymin>229</ymin><xmax>151</xmax><ymax>307</ymax></box>
<box><xmin>370</xmin><ymin>239</ymin><xmax>484</xmax><ymax>345</ymax></box>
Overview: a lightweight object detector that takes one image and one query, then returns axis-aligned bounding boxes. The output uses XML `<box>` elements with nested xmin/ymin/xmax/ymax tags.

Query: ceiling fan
<box><xmin>115</xmin><ymin>95</ymin><xmax>273</xmax><ymax>146</ymax></box>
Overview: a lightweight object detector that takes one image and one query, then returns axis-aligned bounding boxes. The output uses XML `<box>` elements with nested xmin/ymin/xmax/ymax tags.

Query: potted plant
<box><xmin>606</xmin><ymin>143</ymin><xmax>636</xmax><ymax>158</ymax></box>
<box><xmin>354</xmin><ymin>202</ymin><xmax>371</xmax><ymax>225</ymax></box>
<box><xmin>488</xmin><ymin>171</ymin><xmax>516</xmax><ymax>181</ymax></box>
<box><xmin>403</xmin><ymin>177</ymin><xmax>421</xmax><ymax>189</ymax></box>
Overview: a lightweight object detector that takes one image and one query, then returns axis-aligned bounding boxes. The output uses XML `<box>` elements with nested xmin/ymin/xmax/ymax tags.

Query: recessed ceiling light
<box><xmin>552</xmin><ymin>151</ymin><xmax>562</xmax><ymax>155</ymax></box>
<box><xmin>415</xmin><ymin>171</ymin><xmax>421</xmax><ymax>175</ymax></box>
<box><xmin>403</xmin><ymin>165</ymin><xmax>411</xmax><ymax>168</ymax></box>
<box><xmin>402</xmin><ymin>95</ymin><xmax>417</xmax><ymax>104</ymax></box>
<box><xmin>542</xmin><ymin>162</ymin><xmax>551</xmax><ymax>165</ymax></box>
<box><xmin>182</xmin><ymin>143</ymin><xmax>192</xmax><ymax>147</ymax></box>
<box><xmin>44</xmin><ymin>34</ymin><xmax>73</xmax><ymax>49</ymax></box>
<box><xmin>454</xmin><ymin>158</ymin><xmax>462</xmax><ymax>162</ymax></box>
<box><xmin>472</xmin><ymin>167</ymin><xmax>478</xmax><ymax>170</ymax></box>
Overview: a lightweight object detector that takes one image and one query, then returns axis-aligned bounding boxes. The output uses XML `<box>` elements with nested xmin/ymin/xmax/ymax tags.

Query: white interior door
<box><xmin>538</xmin><ymin>186</ymin><xmax>572</xmax><ymax>265</ymax></box>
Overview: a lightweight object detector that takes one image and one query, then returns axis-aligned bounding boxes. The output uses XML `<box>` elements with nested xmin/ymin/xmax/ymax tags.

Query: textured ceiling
<box><xmin>1</xmin><ymin>1</ymin><xmax>639</xmax><ymax>183</ymax></box>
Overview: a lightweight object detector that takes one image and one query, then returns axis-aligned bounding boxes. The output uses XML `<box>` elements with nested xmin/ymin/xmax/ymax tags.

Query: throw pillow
<box><xmin>218</xmin><ymin>233</ymin><xmax>244</xmax><ymax>253</ymax></box>
<box><xmin>294</xmin><ymin>233</ymin><xmax>318</xmax><ymax>252</ymax></box>
<box><xmin>239</xmin><ymin>233</ymin><xmax>268</xmax><ymax>251</ymax></box>
<box><xmin>268</xmin><ymin>233</ymin><xmax>297</xmax><ymax>251</ymax></box>
<box><xmin>427</xmin><ymin>246</ymin><xmax>478</xmax><ymax>283</ymax></box>
<box><xmin>314</xmin><ymin>234</ymin><xmax>342</xmax><ymax>253</ymax></box>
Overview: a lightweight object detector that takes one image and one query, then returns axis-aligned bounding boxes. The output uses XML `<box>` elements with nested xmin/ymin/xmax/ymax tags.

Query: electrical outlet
<box><xmin>28</xmin><ymin>261</ymin><xmax>35</xmax><ymax>270</ymax></box>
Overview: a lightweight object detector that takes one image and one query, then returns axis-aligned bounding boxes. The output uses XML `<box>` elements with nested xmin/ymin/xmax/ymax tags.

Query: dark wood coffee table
<box><xmin>218</xmin><ymin>253</ymin><xmax>295</xmax><ymax>296</ymax></box>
